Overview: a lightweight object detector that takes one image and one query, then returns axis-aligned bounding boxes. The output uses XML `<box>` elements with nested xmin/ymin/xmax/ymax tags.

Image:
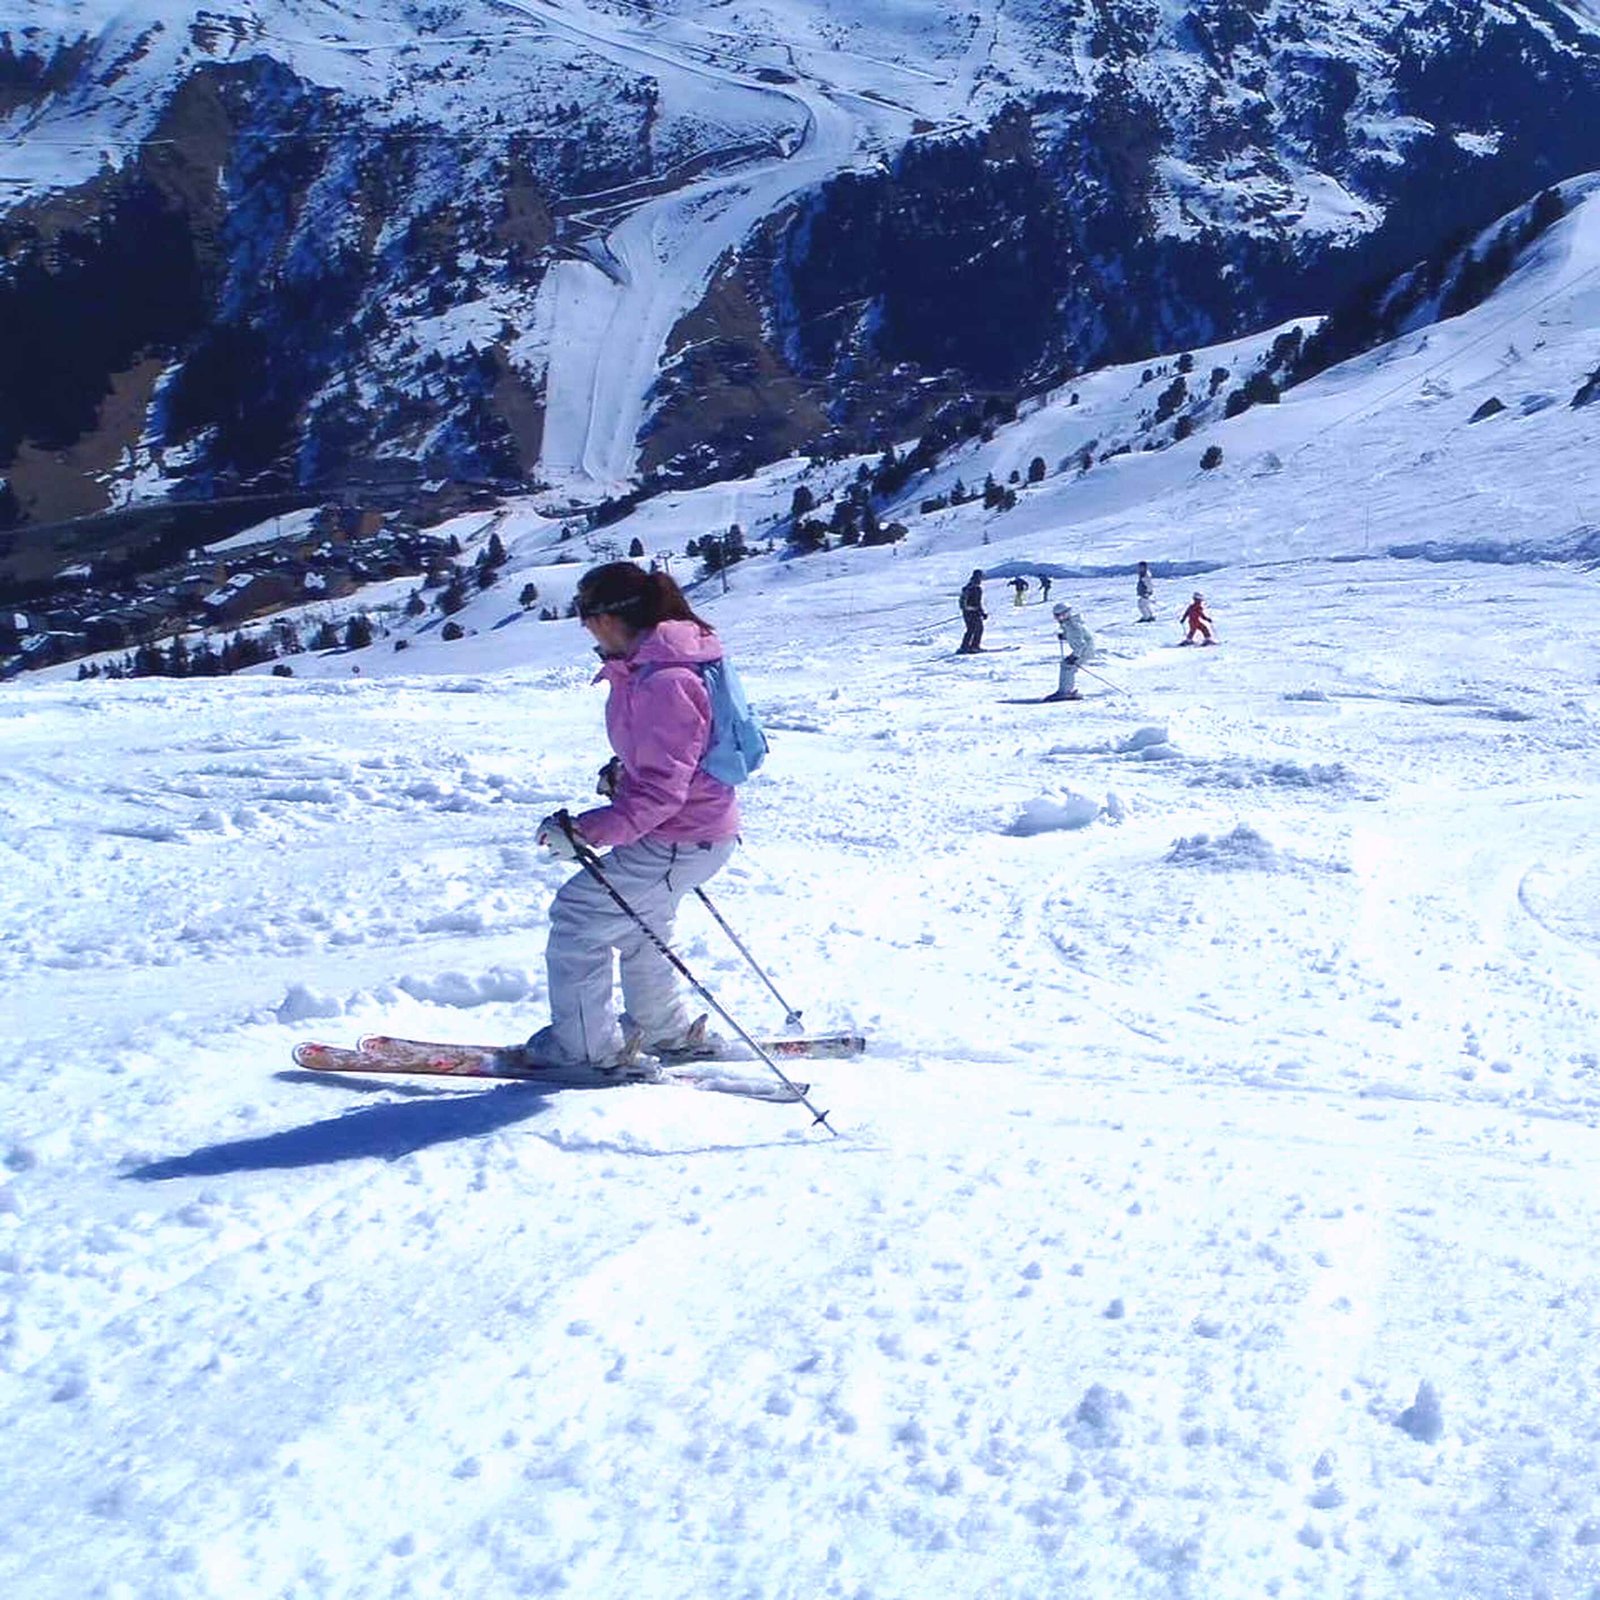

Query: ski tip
<box><xmin>292</xmin><ymin>1041</ymin><xmax>341</xmax><ymax>1069</ymax></box>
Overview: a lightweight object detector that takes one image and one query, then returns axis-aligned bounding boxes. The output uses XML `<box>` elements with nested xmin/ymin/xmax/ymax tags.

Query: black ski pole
<box><xmin>554</xmin><ymin>815</ymin><xmax>836</xmax><ymax>1134</ymax></box>
<box><xmin>693</xmin><ymin>887</ymin><xmax>804</xmax><ymax>1029</ymax></box>
<box><xmin>910</xmin><ymin>612</ymin><xmax>966</xmax><ymax>641</ymax></box>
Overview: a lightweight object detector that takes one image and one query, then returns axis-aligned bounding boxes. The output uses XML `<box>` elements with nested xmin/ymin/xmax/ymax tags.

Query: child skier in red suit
<box><xmin>1180</xmin><ymin>592</ymin><xmax>1215</xmax><ymax>645</ymax></box>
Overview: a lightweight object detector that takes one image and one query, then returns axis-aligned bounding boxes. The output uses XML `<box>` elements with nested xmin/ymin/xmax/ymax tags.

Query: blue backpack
<box><xmin>698</xmin><ymin>658</ymin><xmax>768</xmax><ymax>786</ymax></box>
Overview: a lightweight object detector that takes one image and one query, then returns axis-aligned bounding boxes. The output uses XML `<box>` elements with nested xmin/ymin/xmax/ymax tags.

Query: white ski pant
<box><xmin>1056</xmin><ymin>655</ymin><xmax>1080</xmax><ymax>696</ymax></box>
<box><xmin>546</xmin><ymin>836</ymin><xmax>736</xmax><ymax>1064</ymax></box>
<box><xmin>1137</xmin><ymin>593</ymin><xmax>1156</xmax><ymax>621</ymax></box>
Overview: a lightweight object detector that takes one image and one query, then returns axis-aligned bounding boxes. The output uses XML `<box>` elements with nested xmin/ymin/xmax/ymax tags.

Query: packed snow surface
<box><xmin>10</xmin><ymin>546</ymin><xmax>1600</xmax><ymax>1600</ymax></box>
<box><xmin>7</xmin><ymin>168</ymin><xmax>1600</xmax><ymax>1600</ymax></box>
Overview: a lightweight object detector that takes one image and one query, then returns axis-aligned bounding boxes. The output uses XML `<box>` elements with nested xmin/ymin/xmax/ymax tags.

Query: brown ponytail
<box><xmin>575</xmin><ymin>561</ymin><xmax>713</xmax><ymax>633</ymax></box>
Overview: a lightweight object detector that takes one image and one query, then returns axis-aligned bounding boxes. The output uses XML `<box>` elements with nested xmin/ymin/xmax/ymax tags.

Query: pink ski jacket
<box><xmin>573</xmin><ymin>619</ymin><xmax>741</xmax><ymax>849</ymax></box>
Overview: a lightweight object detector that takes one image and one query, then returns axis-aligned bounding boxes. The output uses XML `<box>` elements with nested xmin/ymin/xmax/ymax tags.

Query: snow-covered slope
<box><xmin>4</xmin><ymin>167</ymin><xmax>1600</xmax><ymax>1599</ymax></box>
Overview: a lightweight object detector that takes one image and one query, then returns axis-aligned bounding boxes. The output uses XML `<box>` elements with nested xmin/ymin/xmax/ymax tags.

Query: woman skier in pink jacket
<box><xmin>526</xmin><ymin>562</ymin><xmax>741</xmax><ymax>1071</ymax></box>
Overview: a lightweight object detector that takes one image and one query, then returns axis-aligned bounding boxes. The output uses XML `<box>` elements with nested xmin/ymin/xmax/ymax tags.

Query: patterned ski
<box><xmin>291</xmin><ymin>1035</ymin><xmax>847</xmax><ymax>1104</ymax></box>
<box><xmin>359</xmin><ymin>1029</ymin><xmax>864</xmax><ymax>1064</ymax></box>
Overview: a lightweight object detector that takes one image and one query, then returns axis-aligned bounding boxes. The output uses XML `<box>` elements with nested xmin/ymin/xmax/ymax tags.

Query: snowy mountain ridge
<box><xmin>5</xmin><ymin>0</ymin><xmax>1600</xmax><ymax>524</ymax></box>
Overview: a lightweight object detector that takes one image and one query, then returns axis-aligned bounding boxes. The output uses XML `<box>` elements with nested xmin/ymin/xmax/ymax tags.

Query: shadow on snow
<box><xmin>124</xmin><ymin>1075</ymin><xmax>553</xmax><ymax>1180</ymax></box>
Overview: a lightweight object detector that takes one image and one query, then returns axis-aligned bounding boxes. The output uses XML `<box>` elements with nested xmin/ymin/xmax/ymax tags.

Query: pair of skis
<box><xmin>293</xmin><ymin>1030</ymin><xmax>865</xmax><ymax>1105</ymax></box>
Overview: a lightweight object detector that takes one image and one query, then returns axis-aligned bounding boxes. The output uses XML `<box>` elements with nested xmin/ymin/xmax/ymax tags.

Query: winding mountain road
<box><xmin>495</xmin><ymin>0</ymin><xmax>944</xmax><ymax>495</ymax></box>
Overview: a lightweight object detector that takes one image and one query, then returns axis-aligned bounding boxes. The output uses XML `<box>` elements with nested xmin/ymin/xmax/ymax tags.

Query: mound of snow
<box><xmin>1196</xmin><ymin>758</ymin><xmax>1351</xmax><ymax>790</ymax></box>
<box><xmin>1397</xmin><ymin>1380</ymin><xmax>1445</xmax><ymax>1445</ymax></box>
<box><xmin>1164</xmin><ymin>823</ymin><xmax>1281</xmax><ymax>869</ymax></box>
<box><xmin>1008</xmin><ymin>792</ymin><xmax>1104</xmax><ymax>835</ymax></box>
<box><xmin>274</xmin><ymin>983</ymin><xmax>344</xmax><ymax>1022</ymax></box>
<box><xmin>1118</xmin><ymin>725</ymin><xmax>1171</xmax><ymax>751</ymax></box>
<box><xmin>396</xmin><ymin>967</ymin><xmax>536</xmax><ymax>1008</ymax></box>
<box><xmin>1117</xmin><ymin>725</ymin><xmax>1182</xmax><ymax>761</ymax></box>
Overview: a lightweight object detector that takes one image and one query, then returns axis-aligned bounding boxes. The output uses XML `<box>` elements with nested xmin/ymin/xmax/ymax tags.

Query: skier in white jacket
<box><xmin>1048</xmin><ymin>603</ymin><xmax>1097</xmax><ymax>701</ymax></box>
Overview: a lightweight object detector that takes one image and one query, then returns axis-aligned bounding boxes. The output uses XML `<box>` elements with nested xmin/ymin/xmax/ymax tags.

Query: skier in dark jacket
<box><xmin>958</xmin><ymin>570</ymin><xmax>986</xmax><ymax>653</ymax></box>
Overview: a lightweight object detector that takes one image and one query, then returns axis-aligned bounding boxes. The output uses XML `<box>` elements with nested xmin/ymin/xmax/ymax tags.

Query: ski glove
<box><xmin>537</xmin><ymin>810</ymin><xmax>588</xmax><ymax>861</ymax></box>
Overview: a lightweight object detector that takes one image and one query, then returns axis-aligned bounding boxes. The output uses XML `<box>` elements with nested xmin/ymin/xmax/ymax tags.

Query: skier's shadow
<box><xmin>124</xmin><ymin>1075</ymin><xmax>555</xmax><ymax>1181</ymax></box>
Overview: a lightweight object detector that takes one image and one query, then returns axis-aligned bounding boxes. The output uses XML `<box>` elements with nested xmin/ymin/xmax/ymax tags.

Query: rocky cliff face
<box><xmin>1</xmin><ymin>3</ymin><xmax>658</xmax><ymax>526</ymax></box>
<box><xmin>721</xmin><ymin>1</ymin><xmax>1600</xmax><ymax>474</ymax></box>
<box><xmin>4</xmin><ymin>1</ymin><xmax>1600</xmax><ymax>531</ymax></box>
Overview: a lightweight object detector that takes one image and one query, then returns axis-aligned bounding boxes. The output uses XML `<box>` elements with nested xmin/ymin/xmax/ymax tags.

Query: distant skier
<box><xmin>958</xmin><ymin>569</ymin><xmax>987</xmax><ymax>654</ymax></box>
<box><xmin>1180</xmin><ymin>591</ymin><xmax>1215</xmax><ymax>646</ymax></box>
<box><xmin>1039</xmin><ymin>575</ymin><xmax>1053</xmax><ymax>603</ymax></box>
<box><xmin>1047</xmin><ymin>602</ymin><xmax>1097</xmax><ymax>700</ymax></box>
<box><xmin>1135</xmin><ymin>561</ymin><xmax>1156</xmax><ymax>623</ymax></box>
<box><xmin>1010</xmin><ymin>576</ymin><xmax>1030</xmax><ymax>607</ymax></box>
